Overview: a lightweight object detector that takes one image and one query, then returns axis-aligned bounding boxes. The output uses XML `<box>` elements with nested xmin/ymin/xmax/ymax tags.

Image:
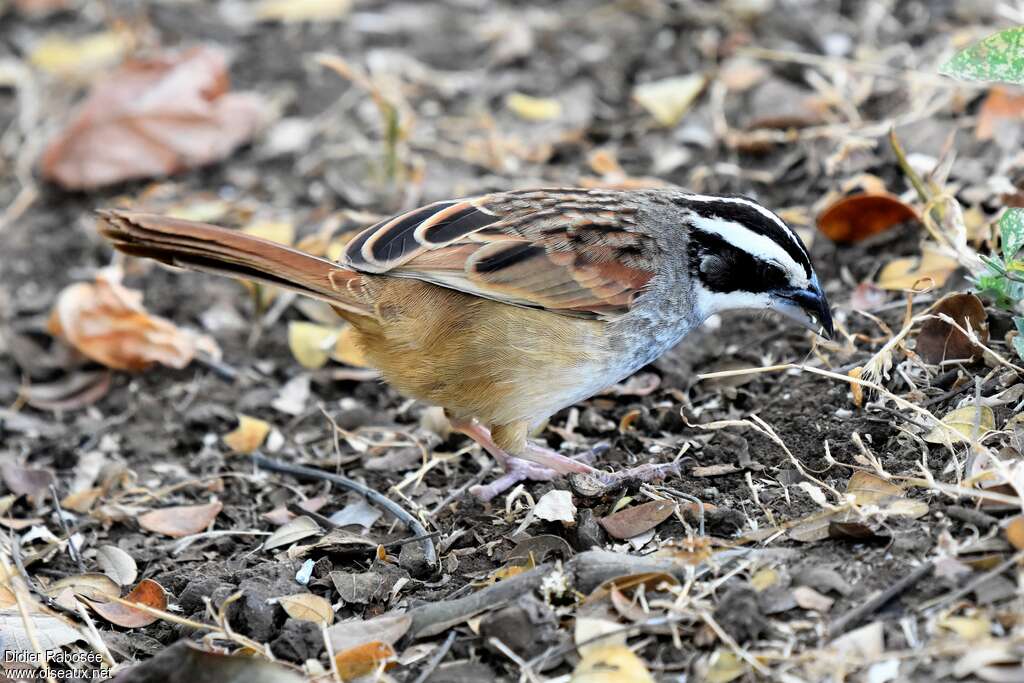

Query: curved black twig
<box><xmin>251</xmin><ymin>453</ymin><xmax>437</xmax><ymax>569</ymax></box>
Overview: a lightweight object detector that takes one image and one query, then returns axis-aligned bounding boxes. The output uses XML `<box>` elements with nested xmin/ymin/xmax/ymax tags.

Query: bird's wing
<box><xmin>342</xmin><ymin>189</ymin><xmax>659</xmax><ymax>319</ymax></box>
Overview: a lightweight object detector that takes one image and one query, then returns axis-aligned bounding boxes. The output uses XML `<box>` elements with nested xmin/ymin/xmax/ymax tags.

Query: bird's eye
<box><xmin>759</xmin><ymin>262</ymin><xmax>788</xmax><ymax>290</ymax></box>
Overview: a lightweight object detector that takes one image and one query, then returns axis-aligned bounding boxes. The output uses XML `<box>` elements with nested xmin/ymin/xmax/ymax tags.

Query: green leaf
<box><xmin>1001</xmin><ymin>208</ymin><xmax>1024</xmax><ymax>261</ymax></box>
<box><xmin>1014</xmin><ymin>331</ymin><xmax>1024</xmax><ymax>362</ymax></box>
<box><xmin>941</xmin><ymin>26</ymin><xmax>1024</xmax><ymax>84</ymax></box>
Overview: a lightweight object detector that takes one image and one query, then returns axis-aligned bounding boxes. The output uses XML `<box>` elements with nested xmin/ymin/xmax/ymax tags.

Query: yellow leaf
<box><xmin>923</xmin><ymin>405</ymin><xmax>995</xmax><ymax>444</ymax></box>
<box><xmin>223</xmin><ymin>414</ymin><xmax>271</xmax><ymax>454</ymax></box>
<box><xmin>257</xmin><ymin>0</ymin><xmax>352</xmax><ymax>22</ymax></box>
<box><xmin>876</xmin><ymin>244</ymin><xmax>959</xmax><ymax>291</ymax></box>
<box><xmin>278</xmin><ymin>593</ymin><xmax>334</xmax><ymax>625</ymax></box>
<box><xmin>750</xmin><ymin>567</ymin><xmax>780</xmax><ymax>591</ymax></box>
<box><xmin>288</xmin><ymin>321</ymin><xmax>341</xmax><ymax>370</ymax></box>
<box><xmin>1006</xmin><ymin>515</ymin><xmax>1024</xmax><ymax>550</ymax></box>
<box><xmin>571</xmin><ymin>644</ymin><xmax>655</xmax><ymax>683</ymax></box>
<box><xmin>331</xmin><ymin>325</ymin><xmax>370</xmax><ymax>368</ymax></box>
<box><xmin>505</xmin><ymin>92</ymin><xmax>563</xmax><ymax>121</ymax></box>
<box><xmin>632</xmin><ymin>74</ymin><xmax>706</xmax><ymax>127</ymax></box>
<box><xmin>30</xmin><ymin>31</ymin><xmax>132</xmax><ymax>80</ymax></box>
<box><xmin>939</xmin><ymin>615</ymin><xmax>991</xmax><ymax>641</ymax></box>
<box><xmin>704</xmin><ymin>650</ymin><xmax>750</xmax><ymax>683</ymax></box>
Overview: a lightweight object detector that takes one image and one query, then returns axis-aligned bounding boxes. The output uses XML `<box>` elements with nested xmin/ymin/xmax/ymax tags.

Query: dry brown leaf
<box><xmin>138</xmin><ymin>501</ymin><xmax>222</xmax><ymax>538</ymax></box>
<box><xmin>86</xmin><ymin>578</ymin><xmax>166</xmax><ymax>628</ymax></box>
<box><xmin>817</xmin><ymin>193</ymin><xmax>918</xmax><ymax>243</ymax></box>
<box><xmin>334</xmin><ymin>641</ymin><xmax>395</xmax><ymax>680</ymax></box>
<box><xmin>1006</xmin><ymin>515</ymin><xmax>1024</xmax><ymax>550</ymax></box>
<box><xmin>976</xmin><ymin>87</ymin><xmax>1024</xmax><ymax>141</ymax></box>
<box><xmin>48</xmin><ymin>269</ymin><xmax>220</xmax><ymax>372</ymax></box>
<box><xmin>328</xmin><ymin>613</ymin><xmax>411</xmax><ymax>652</ymax></box>
<box><xmin>278</xmin><ymin>593</ymin><xmax>334</xmax><ymax>625</ymax></box>
<box><xmin>598</xmin><ymin>500</ymin><xmax>675</xmax><ymax>540</ymax></box>
<box><xmin>876</xmin><ymin>244</ymin><xmax>960</xmax><ymax>291</ymax></box>
<box><xmin>44</xmin><ymin>573</ymin><xmax>120</xmax><ymax>602</ymax></box>
<box><xmin>222</xmin><ymin>414</ymin><xmax>271</xmax><ymax>454</ymax></box>
<box><xmin>916</xmin><ymin>293</ymin><xmax>989</xmax><ymax>364</ymax></box>
<box><xmin>96</xmin><ymin>545</ymin><xmax>138</xmax><ymax>586</ymax></box>
<box><xmin>41</xmin><ymin>45</ymin><xmax>267</xmax><ymax>189</ymax></box>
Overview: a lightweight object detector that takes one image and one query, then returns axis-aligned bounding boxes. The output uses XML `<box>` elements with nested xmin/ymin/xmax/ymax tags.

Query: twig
<box><xmin>829</xmin><ymin>560</ymin><xmax>934</xmax><ymax>636</ymax></box>
<box><xmin>412</xmin><ymin>631</ymin><xmax>457</xmax><ymax>683</ymax></box>
<box><xmin>915</xmin><ymin>550</ymin><xmax>1024</xmax><ymax>614</ymax></box>
<box><xmin>251</xmin><ymin>453</ymin><xmax>437</xmax><ymax>569</ymax></box>
<box><xmin>49</xmin><ymin>484</ymin><xmax>84</xmax><ymax>573</ymax></box>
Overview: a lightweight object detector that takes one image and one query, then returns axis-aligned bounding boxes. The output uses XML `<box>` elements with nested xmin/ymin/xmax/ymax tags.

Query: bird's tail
<box><xmin>97</xmin><ymin>209</ymin><xmax>368</xmax><ymax>315</ymax></box>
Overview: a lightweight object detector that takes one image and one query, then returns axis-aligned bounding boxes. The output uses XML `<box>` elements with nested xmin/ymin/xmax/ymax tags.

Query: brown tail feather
<box><xmin>97</xmin><ymin>210</ymin><xmax>370</xmax><ymax>316</ymax></box>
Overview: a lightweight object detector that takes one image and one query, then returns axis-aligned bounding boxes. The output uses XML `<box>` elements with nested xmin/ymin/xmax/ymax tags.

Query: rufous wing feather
<box><xmin>341</xmin><ymin>189</ymin><xmax>659</xmax><ymax>319</ymax></box>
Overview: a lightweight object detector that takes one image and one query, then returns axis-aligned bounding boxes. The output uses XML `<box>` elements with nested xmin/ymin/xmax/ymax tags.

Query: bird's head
<box><xmin>678</xmin><ymin>194</ymin><xmax>833</xmax><ymax>339</ymax></box>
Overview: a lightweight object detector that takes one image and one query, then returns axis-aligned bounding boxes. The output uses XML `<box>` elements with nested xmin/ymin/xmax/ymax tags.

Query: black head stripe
<box><xmin>674</xmin><ymin>197</ymin><xmax>812</xmax><ymax>277</ymax></box>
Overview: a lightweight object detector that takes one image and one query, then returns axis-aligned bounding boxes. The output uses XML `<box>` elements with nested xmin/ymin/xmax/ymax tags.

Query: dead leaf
<box><xmin>506</xmin><ymin>92</ymin><xmax>562</xmax><ymax>121</ymax></box>
<box><xmin>598</xmin><ymin>500</ymin><xmax>675</xmax><ymax>540</ymax></box>
<box><xmin>331</xmin><ymin>325</ymin><xmax>370</xmax><ymax>368</ymax></box>
<box><xmin>278</xmin><ymin>593</ymin><xmax>334</xmax><ymax>625</ymax></box>
<box><xmin>41</xmin><ymin>45</ymin><xmax>267</xmax><ymax>189</ymax></box>
<box><xmin>0</xmin><ymin>610</ymin><xmax>83</xmax><ymax>651</ymax></box>
<box><xmin>1005</xmin><ymin>516</ymin><xmax>1024</xmax><ymax>550</ymax></box>
<box><xmin>30</xmin><ymin>31</ymin><xmax>132</xmax><ymax>81</ymax></box>
<box><xmin>44</xmin><ymin>573</ymin><xmax>120</xmax><ymax>602</ymax></box>
<box><xmin>939</xmin><ymin>615</ymin><xmax>991</xmax><ymax>641</ymax></box>
<box><xmin>265</xmin><ymin>515</ymin><xmax>322</xmax><ymax>550</ymax></box>
<box><xmin>976</xmin><ymin>87</ymin><xmax>1024</xmax><ymax>141</ymax></box>
<box><xmin>570</xmin><ymin>644</ymin><xmax>655</xmax><ymax>682</ymax></box>
<box><xmin>846</xmin><ymin>471</ymin><xmax>904</xmax><ymax>505</ymax></box>
<box><xmin>96</xmin><ymin>545</ymin><xmax>138</xmax><ymax>586</ymax></box>
<box><xmin>138</xmin><ymin>501</ymin><xmax>222</xmax><ymax>538</ymax></box>
<box><xmin>222</xmin><ymin>414</ymin><xmax>271</xmax><ymax>454</ymax></box>
<box><xmin>334</xmin><ymin>641</ymin><xmax>395</xmax><ymax>680</ymax></box>
<box><xmin>877</xmin><ymin>244</ymin><xmax>960</xmax><ymax>291</ymax></box>
<box><xmin>574</xmin><ymin>617</ymin><xmax>626</xmax><ymax>656</ymax></box>
<box><xmin>792</xmin><ymin>586</ymin><xmax>834</xmax><ymax>612</ymax></box>
<box><xmin>916</xmin><ymin>293</ymin><xmax>989</xmax><ymax>364</ymax></box>
<box><xmin>289</xmin><ymin>322</ymin><xmax>340</xmax><ymax>370</ymax></box>
<box><xmin>633</xmin><ymin>74</ymin><xmax>706</xmax><ymax>127</ymax></box>
<box><xmin>328</xmin><ymin>613</ymin><xmax>411</xmax><ymax>652</ymax></box>
<box><xmin>113</xmin><ymin>641</ymin><xmax>305</xmax><ymax>682</ymax></box>
<box><xmin>0</xmin><ymin>462</ymin><xmax>55</xmax><ymax>500</ymax></box>
<box><xmin>264</xmin><ymin>496</ymin><xmax>330</xmax><ymax>525</ymax></box>
<box><xmin>704</xmin><ymin>650</ymin><xmax>748</xmax><ymax>683</ymax></box>
<box><xmin>923</xmin><ymin>405</ymin><xmax>995</xmax><ymax>444</ymax></box>
<box><xmin>257</xmin><ymin>0</ymin><xmax>352</xmax><ymax>22</ymax></box>
<box><xmin>533</xmin><ymin>490</ymin><xmax>576</xmax><ymax>524</ymax></box>
<box><xmin>817</xmin><ymin>193</ymin><xmax>918</xmax><ymax>243</ymax></box>
<box><xmin>86</xmin><ymin>578</ymin><xmax>167</xmax><ymax>628</ymax></box>
<box><xmin>48</xmin><ymin>269</ymin><xmax>220</xmax><ymax>372</ymax></box>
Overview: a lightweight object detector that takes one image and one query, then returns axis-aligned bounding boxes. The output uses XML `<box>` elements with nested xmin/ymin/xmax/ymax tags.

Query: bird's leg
<box><xmin>448</xmin><ymin>418</ymin><xmax>601</xmax><ymax>501</ymax></box>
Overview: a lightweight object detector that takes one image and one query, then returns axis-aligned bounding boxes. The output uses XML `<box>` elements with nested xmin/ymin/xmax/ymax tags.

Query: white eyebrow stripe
<box><xmin>680</xmin><ymin>192</ymin><xmax>807</xmax><ymax>257</ymax></box>
<box><xmin>689</xmin><ymin>213</ymin><xmax>810</xmax><ymax>287</ymax></box>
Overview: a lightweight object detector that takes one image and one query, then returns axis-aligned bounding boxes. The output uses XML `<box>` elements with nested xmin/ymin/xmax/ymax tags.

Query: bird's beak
<box><xmin>773</xmin><ymin>276</ymin><xmax>834</xmax><ymax>340</ymax></box>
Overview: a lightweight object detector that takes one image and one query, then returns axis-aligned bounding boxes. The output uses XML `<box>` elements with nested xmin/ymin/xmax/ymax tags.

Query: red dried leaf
<box><xmin>48</xmin><ymin>269</ymin><xmax>220</xmax><ymax>372</ymax></box>
<box><xmin>976</xmin><ymin>87</ymin><xmax>1024</xmax><ymax>141</ymax></box>
<box><xmin>334</xmin><ymin>641</ymin><xmax>395</xmax><ymax>680</ymax></box>
<box><xmin>817</xmin><ymin>193</ymin><xmax>918</xmax><ymax>243</ymax></box>
<box><xmin>41</xmin><ymin>45</ymin><xmax>267</xmax><ymax>189</ymax></box>
<box><xmin>138</xmin><ymin>501</ymin><xmax>222</xmax><ymax>538</ymax></box>
<box><xmin>87</xmin><ymin>579</ymin><xmax>167</xmax><ymax>628</ymax></box>
<box><xmin>598</xmin><ymin>500</ymin><xmax>675</xmax><ymax>540</ymax></box>
<box><xmin>916</xmin><ymin>293</ymin><xmax>989</xmax><ymax>364</ymax></box>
